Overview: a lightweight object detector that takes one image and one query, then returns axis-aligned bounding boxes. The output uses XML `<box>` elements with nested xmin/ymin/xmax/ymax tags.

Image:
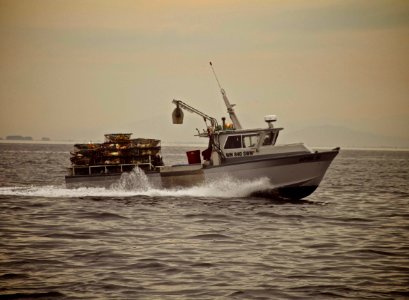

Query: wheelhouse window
<box><xmin>262</xmin><ymin>132</ymin><xmax>277</xmax><ymax>146</ymax></box>
<box><xmin>224</xmin><ymin>135</ymin><xmax>242</xmax><ymax>149</ymax></box>
<box><xmin>242</xmin><ymin>134</ymin><xmax>259</xmax><ymax>148</ymax></box>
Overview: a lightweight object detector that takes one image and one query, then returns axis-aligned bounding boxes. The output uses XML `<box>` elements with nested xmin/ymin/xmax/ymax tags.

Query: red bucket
<box><xmin>186</xmin><ymin>150</ymin><xmax>201</xmax><ymax>164</ymax></box>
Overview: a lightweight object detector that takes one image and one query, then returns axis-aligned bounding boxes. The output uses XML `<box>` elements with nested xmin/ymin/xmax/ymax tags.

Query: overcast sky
<box><xmin>1</xmin><ymin>0</ymin><xmax>408</xmax><ymax>144</ymax></box>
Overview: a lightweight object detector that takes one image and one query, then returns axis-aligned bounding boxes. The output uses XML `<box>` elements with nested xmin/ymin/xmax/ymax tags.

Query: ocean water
<box><xmin>0</xmin><ymin>143</ymin><xmax>408</xmax><ymax>299</ymax></box>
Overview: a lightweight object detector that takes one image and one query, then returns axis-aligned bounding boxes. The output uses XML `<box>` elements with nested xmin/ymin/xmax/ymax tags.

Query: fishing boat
<box><xmin>65</xmin><ymin>63</ymin><xmax>339</xmax><ymax>199</ymax></box>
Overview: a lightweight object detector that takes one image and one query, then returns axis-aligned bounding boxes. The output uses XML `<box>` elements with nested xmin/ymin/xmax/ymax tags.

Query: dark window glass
<box><xmin>262</xmin><ymin>133</ymin><xmax>275</xmax><ymax>146</ymax></box>
<box><xmin>224</xmin><ymin>136</ymin><xmax>242</xmax><ymax>149</ymax></box>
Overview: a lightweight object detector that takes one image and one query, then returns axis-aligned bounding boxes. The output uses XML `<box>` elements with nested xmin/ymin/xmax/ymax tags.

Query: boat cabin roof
<box><xmin>216</xmin><ymin>127</ymin><xmax>283</xmax><ymax>136</ymax></box>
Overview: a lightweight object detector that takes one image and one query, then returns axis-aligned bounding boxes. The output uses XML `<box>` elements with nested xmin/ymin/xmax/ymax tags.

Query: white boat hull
<box><xmin>65</xmin><ymin>149</ymin><xmax>338</xmax><ymax>200</ymax></box>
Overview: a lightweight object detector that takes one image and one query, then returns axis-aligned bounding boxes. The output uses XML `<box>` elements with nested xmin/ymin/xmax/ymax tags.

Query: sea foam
<box><xmin>0</xmin><ymin>168</ymin><xmax>273</xmax><ymax>199</ymax></box>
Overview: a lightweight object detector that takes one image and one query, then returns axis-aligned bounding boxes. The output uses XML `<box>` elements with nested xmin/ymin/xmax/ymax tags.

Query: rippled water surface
<box><xmin>0</xmin><ymin>143</ymin><xmax>408</xmax><ymax>299</ymax></box>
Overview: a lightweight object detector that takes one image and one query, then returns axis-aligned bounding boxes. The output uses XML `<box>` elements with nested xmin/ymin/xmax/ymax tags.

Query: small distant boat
<box><xmin>65</xmin><ymin>63</ymin><xmax>339</xmax><ymax>199</ymax></box>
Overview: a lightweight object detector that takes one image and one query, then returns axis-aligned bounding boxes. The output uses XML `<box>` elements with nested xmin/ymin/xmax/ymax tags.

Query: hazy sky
<box><xmin>1</xmin><ymin>0</ymin><xmax>408</xmax><ymax>143</ymax></box>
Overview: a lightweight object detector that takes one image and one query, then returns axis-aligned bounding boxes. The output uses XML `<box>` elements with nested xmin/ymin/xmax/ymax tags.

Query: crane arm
<box><xmin>172</xmin><ymin>99</ymin><xmax>218</xmax><ymax>127</ymax></box>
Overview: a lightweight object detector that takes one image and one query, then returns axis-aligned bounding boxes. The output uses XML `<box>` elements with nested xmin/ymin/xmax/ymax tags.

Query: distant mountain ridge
<box><xmin>281</xmin><ymin>125</ymin><xmax>409</xmax><ymax>149</ymax></box>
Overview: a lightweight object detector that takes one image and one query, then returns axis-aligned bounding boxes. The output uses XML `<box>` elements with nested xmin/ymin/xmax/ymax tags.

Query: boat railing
<box><xmin>69</xmin><ymin>163</ymin><xmax>154</xmax><ymax>176</ymax></box>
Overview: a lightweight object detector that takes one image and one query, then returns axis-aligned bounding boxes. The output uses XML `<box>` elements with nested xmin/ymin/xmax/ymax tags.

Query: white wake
<box><xmin>0</xmin><ymin>168</ymin><xmax>274</xmax><ymax>198</ymax></box>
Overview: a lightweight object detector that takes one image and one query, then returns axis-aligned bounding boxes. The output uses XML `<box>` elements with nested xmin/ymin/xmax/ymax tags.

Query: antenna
<box><xmin>209</xmin><ymin>61</ymin><xmax>242</xmax><ymax>130</ymax></box>
<box><xmin>209</xmin><ymin>61</ymin><xmax>222</xmax><ymax>90</ymax></box>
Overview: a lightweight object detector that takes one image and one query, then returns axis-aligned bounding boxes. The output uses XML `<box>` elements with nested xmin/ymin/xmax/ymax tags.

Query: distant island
<box><xmin>41</xmin><ymin>137</ymin><xmax>50</xmax><ymax>141</ymax></box>
<box><xmin>6</xmin><ymin>135</ymin><xmax>33</xmax><ymax>141</ymax></box>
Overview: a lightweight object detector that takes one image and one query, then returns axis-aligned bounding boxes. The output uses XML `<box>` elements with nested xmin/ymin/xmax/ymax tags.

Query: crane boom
<box><xmin>172</xmin><ymin>99</ymin><xmax>218</xmax><ymax>128</ymax></box>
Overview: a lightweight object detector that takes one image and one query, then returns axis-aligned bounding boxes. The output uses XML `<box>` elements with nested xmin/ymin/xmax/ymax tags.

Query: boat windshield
<box><xmin>242</xmin><ymin>134</ymin><xmax>259</xmax><ymax>148</ymax></box>
<box><xmin>224</xmin><ymin>133</ymin><xmax>260</xmax><ymax>149</ymax></box>
<box><xmin>223</xmin><ymin>130</ymin><xmax>279</xmax><ymax>150</ymax></box>
<box><xmin>262</xmin><ymin>131</ymin><xmax>278</xmax><ymax>146</ymax></box>
<box><xmin>224</xmin><ymin>135</ymin><xmax>242</xmax><ymax>149</ymax></box>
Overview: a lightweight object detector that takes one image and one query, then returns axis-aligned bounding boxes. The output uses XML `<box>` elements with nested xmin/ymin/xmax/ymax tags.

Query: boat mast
<box><xmin>209</xmin><ymin>62</ymin><xmax>242</xmax><ymax>130</ymax></box>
